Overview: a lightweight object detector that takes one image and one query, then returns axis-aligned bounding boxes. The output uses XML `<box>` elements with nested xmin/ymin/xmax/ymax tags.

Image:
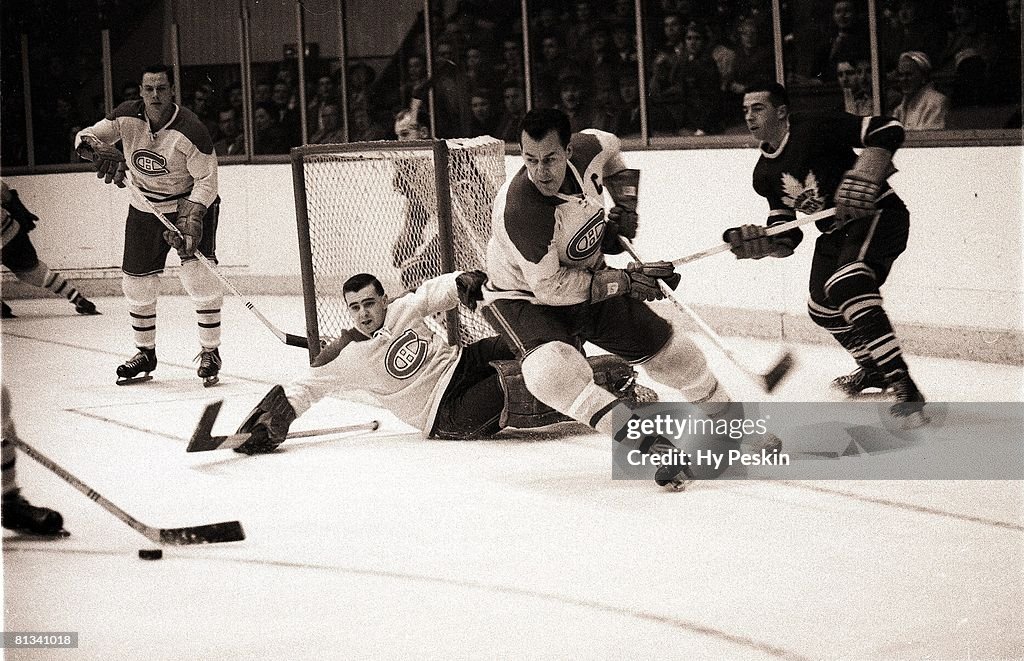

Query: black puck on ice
<box><xmin>138</xmin><ymin>548</ymin><xmax>163</xmax><ymax>560</ymax></box>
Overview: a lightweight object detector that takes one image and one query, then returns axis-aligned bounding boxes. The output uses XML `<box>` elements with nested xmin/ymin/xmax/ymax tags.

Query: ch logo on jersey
<box><xmin>132</xmin><ymin>150</ymin><xmax>169</xmax><ymax>176</ymax></box>
<box><xmin>385</xmin><ymin>329</ymin><xmax>428</xmax><ymax>380</ymax></box>
<box><xmin>565</xmin><ymin>209</ymin><xmax>606</xmax><ymax>261</ymax></box>
<box><xmin>780</xmin><ymin>171</ymin><xmax>825</xmax><ymax>214</ymax></box>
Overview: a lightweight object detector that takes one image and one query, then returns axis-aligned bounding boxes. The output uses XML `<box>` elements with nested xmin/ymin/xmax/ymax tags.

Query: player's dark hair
<box><xmin>744</xmin><ymin>81</ymin><xmax>789</xmax><ymax>108</ymax></box>
<box><xmin>141</xmin><ymin>64</ymin><xmax>175</xmax><ymax>87</ymax></box>
<box><xmin>520</xmin><ymin>108</ymin><xmax>571</xmax><ymax>147</ymax></box>
<box><xmin>343</xmin><ymin>273</ymin><xmax>385</xmax><ymax>297</ymax></box>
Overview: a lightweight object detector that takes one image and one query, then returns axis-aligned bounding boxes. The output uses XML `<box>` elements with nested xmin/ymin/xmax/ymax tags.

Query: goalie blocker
<box><xmin>233</xmin><ymin>352</ymin><xmax>658</xmax><ymax>453</ymax></box>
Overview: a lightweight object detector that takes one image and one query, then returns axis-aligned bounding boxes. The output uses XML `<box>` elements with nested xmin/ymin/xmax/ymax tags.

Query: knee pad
<box><xmin>824</xmin><ymin>261</ymin><xmax>883</xmax><ymax>322</ymax></box>
<box><xmin>807</xmin><ymin>298</ymin><xmax>851</xmax><ymax>333</ymax></box>
<box><xmin>13</xmin><ymin>262</ymin><xmax>47</xmax><ymax>288</ymax></box>
<box><xmin>179</xmin><ymin>260</ymin><xmax>223</xmax><ymax>307</ymax></box>
<box><xmin>122</xmin><ymin>274</ymin><xmax>158</xmax><ymax>309</ymax></box>
<box><xmin>643</xmin><ymin>329</ymin><xmax>725</xmax><ymax>404</ymax></box>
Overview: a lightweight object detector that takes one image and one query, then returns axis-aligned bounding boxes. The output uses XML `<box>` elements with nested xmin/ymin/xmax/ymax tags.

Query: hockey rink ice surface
<box><xmin>2</xmin><ymin>295</ymin><xmax>1022</xmax><ymax>660</ymax></box>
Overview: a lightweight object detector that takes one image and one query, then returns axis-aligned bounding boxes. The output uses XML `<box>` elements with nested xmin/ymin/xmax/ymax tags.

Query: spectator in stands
<box><xmin>468</xmin><ymin>90</ymin><xmax>499</xmax><ymax>138</ymax></box>
<box><xmin>495</xmin><ymin>82</ymin><xmax>526</xmax><ymax>142</ymax></box>
<box><xmin>498</xmin><ymin>37</ymin><xmax>525</xmax><ymax>87</ymax></box>
<box><xmin>271</xmin><ymin>80</ymin><xmax>301</xmax><ymax>147</ymax></box>
<box><xmin>253</xmin><ymin>101</ymin><xmax>288</xmax><ymax>154</ymax></box>
<box><xmin>799</xmin><ymin>0</ymin><xmax>870</xmax><ymax>83</ymax></box>
<box><xmin>463</xmin><ymin>46</ymin><xmax>493</xmax><ymax>97</ymax></box>
<box><xmin>534</xmin><ymin>34</ymin><xmax>572</xmax><ymax>108</ymax></box>
<box><xmin>730</xmin><ymin>16</ymin><xmax>774</xmax><ymax>95</ymax></box>
<box><xmin>837</xmin><ymin>56</ymin><xmax>874</xmax><ymax>116</ymax></box>
<box><xmin>307</xmin><ymin>75</ymin><xmax>338</xmax><ymax>135</ymax></box>
<box><xmin>310</xmin><ymin>101</ymin><xmax>345</xmax><ymax>144</ymax></box>
<box><xmin>120</xmin><ymin>81</ymin><xmax>141</xmax><ymax>104</ymax></box>
<box><xmin>613</xmin><ymin>71</ymin><xmax>643</xmax><ymax>137</ymax></box>
<box><xmin>226</xmin><ymin>83</ymin><xmax>245</xmax><ymax>122</ymax></box>
<box><xmin>565</xmin><ymin>1</ymin><xmax>597</xmax><ymax>54</ymax></box>
<box><xmin>647</xmin><ymin>12</ymin><xmax>687</xmax><ymax>133</ymax></box>
<box><xmin>253</xmin><ymin>80</ymin><xmax>273</xmax><ymax>105</ymax></box>
<box><xmin>676</xmin><ymin>20</ymin><xmax>724</xmax><ymax>135</ymax></box>
<box><xmin>582</xmin><ymin>23</ymin><xmax>619</xmax><ymax>99</ymax></box>
<box><xmin>989</xmin><ymin>0</ymin><xmax>1022</xmax><ymax>104</ymax></box>
<box><xmin>190</xmin><ymin>84</ymin><xmax>219</xmax><ymax>138</ymax></box>
<box><xmin>882</xmin><ymin>0</ymin><xmax>946</xmax><ymax>75</ymax></box>
<box><xmin>400</xmin><ymin>54</ymin><xmax>429</xmax><ymax>109</ymax></box>
<box><xmin>937</xmin><ymin>0</ymin><xmax>995</xmax><ymax>107</ymax></box>
<box><xmin>610</xmin><ymin>21</ymin><xmax>638</xmax><ymax>67</ymax></box>
<box><xmin>706</xmin><ymin>19</ymin><xmax>737</xmax><ymax>95</ymax></box>
<box><xmin>892</xmin><ymin>51</ymin><xmax>950</xmax><ymax>129</ymax></box>
<box><xmin>213</xmin><ymin>108</ymin><xmax>245</xmax><ymax>156</ymax></box>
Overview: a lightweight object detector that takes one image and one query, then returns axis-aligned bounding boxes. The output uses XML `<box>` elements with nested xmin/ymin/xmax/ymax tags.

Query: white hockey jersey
<box><xmin>75</xmin><ymin>101</ymin><xmax>218</xmax><ymax>214</ymax></box>
<box><xmin>284</xmin><ymin>273</ymin><xmax>463</xmax><ymax>433</ymax></box>
<box><xmin>483</xmin><ymin>129</ymin><xmax>621</xmax><ymax>307</ymax></box>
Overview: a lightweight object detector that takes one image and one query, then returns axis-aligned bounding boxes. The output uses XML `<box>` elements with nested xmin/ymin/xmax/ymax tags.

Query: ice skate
<box><xmin>831</xmin><ymin>365</ymin><xmax>889</xmax><ymax>396</ymax></box>
<box><xmin>655</xmin><ymin>461</ymin><xmax>694</xmax><ymax>492</ymax></box>
<box><xmin>74</xmin><ymin>297</ymin><xmax>100</xmax><ymax>315</ymax></box>
<box><xmin>116</xmin><ymin>347</ymin><xmax>157</xmax><ymax>385</ymax></box>
<box><xmin>888</xmin><ymin>369</ymin><xmax>928</xmax><ymax>428</ymax></box>
<box><xmin>1</xmin><ymin>302</ymin><xmax>15</xmax><ymax>319</ymax></box>
<box><xmin>1</xmin><ymin>489</ymin><xmax>67</xmax><ymax>537</ymax></box>
<box><xmin>196</xmin><ymin>347</ymin><xmax>222</xmax><ymax>387</ymax></box>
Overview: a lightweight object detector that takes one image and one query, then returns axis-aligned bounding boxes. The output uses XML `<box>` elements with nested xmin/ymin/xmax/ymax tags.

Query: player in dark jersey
<box><xmin>1</xmin><ymin>181</ymin><xmax>99</xmax><ymax>319</ymax></box>
<box><xmin>727</xmin><ymin>82</ymin><xmax>925</xmax><ymax>426</ymax></box>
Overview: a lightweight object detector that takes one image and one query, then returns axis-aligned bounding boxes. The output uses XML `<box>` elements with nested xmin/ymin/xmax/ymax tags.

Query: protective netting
<box><xmin>293</xmin><ymin>137</ymin><xmax>505</xmax><ymax>356</ymax></box>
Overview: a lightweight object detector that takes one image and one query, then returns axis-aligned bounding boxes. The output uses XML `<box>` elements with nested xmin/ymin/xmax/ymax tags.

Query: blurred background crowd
<box><xmin>2</xmin><ymin>0</ymin><xmax>1020</xmax><ymax>168</ymax></box>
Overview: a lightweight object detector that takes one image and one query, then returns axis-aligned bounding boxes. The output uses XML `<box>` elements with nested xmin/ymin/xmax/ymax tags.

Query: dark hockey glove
<box><xmin>605</xmin><ymin>205</ymin><xmax>638</xmax><ymax>240</ymax></box>
<box><xmin>1</xmin><ymin>187</ymin><xmax>39</xmax><ymax>229</ymax></box>
<box><xmin>833</xmin><ymin>146</ymin><xmax>893</xmax><ymax>228</ymax></box>
<box><xmin>590</xmin><ymin>262</ymin><xmax>677</xmax><ymax>303</ymax></box>
<box><xmin>76</xmin><ymin>137</ymin><xmax>127</xmax><ymax>188</ymax></box>
<box><xmin>724</xmin><ymin>224</ymin><xmax>777</xmax><ymax>260</ymax></box>
<box><xmin>234</xmin><ymin>385</ymin><xmax>298</xmax><ymax>455</ymax></box>
<box><xmin>456</xmin><ymin>270</ymin><xmax>488</xmax><ymax>311</ymax></box>
<box><xmin>164</xmin><ymin>199</ymin><xmax>206</xmax><ymax>257</ymax></box>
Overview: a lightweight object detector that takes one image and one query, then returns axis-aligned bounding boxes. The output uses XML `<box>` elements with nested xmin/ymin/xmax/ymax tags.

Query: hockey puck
<box><xmin>138</xmin><ymin>548</ymin><xmax>163</xmax><ymax>560</ymax></box>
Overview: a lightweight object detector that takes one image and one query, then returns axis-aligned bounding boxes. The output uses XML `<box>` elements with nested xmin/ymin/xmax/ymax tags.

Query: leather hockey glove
<box><xmin>456</xmin><ymin>270</ymin><xmax>488</xmax><ymax>311</ymax></box>
<box><xmin>234</xmin><ymin>385</ymin><xmax>298</xmax><ymax>455</ymax></box>
<box><xmin>590</xmin><ymin>262</ymin><xmax>678</xmax><ymax>303</ymax></box>
<box><xmin>834</xmin><ymin>146</ymin><xmax>893</xmax><ymax>228</ymax></box>
<box><xmin>725</xmin><ymin>224</ymin><xmax>776</xmax><ymax>260</ymax></box>
<box><xmin>76</xmin><ymin>136</ymin><xmax>127</xmax><ymax>188</ymax></box>
<box><xmin>605</xmin><ymin>205</ymin><xmax>638</xmax><ymax>240</ymax></box>
<box><xmin>164</xmin><ymin>199</ymin><xmax>206</xmax><ymax>257</ymax></box>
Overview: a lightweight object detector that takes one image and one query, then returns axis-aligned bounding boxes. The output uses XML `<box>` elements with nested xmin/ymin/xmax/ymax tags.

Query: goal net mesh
<box><xmin>292</xmin><ymin>137</ymin><xmax>505</xmax><ymax>361</ymax></box>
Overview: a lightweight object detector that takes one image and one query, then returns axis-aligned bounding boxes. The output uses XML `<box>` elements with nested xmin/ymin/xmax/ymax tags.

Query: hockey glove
<box><xmin>834</xmin><ymin>146</ymin><xmax>893</xmax><ymax>228</ymax></box>
<box><xmin>606</xmin><ymin>205</ymin><xmax>638</xmax><ymax>240</ymax></box>
<box><xmin>77</xmin><ymin>137</ymin><xmax>127</xmax><ymax>188</ymax></box>
<box><xmin>0</xmin><ymin>185</ymin><xmax>39</xmax><ymax>229</ymax></box>
<box><xmin>456</xmin><ymin>270</ymin><xmax>488</xmax><ymax>311</ymax></box>
<box><xmin>590</xmin><ymin>262</ymin><xmax>678</xmax><ymax>303</ymax></box>
<box><xmin>725</xmin><ymin>224</ymin><xmax>777</xmax><ymax>260</ymax></box>
<box><xmin>164</xmin><ymin>199</ymin><xmax>206</xmax><ymax>257</ymax></box>
<box><xmin>234</xmin><ymin>385</ymin><xmax>298</xmax><ymax>455</ymax></box>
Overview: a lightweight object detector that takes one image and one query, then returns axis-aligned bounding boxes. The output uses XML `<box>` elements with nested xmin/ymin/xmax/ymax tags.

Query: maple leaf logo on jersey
<box><xmin>565</xmin><ymin>210</ymin><xmax>606</xmax><ymax>261</ymax></box>
<box><xmin>132</xmin><ymin>150</ymin><xmax>170</xmax><ymax>176</ymax></box>
<box><xmin>780</xmin><ymin>171</ymin><xmax>824</xmax><ymax>214</ymax></box>
<box><xmin>385</xmin><ymin>329</ymin><xmax>428</xmax><ymax>380</ymax></box>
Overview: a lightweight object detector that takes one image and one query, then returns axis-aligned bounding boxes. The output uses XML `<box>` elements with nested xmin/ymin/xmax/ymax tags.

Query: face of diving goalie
<box><xmin>520</xmin><ymin>129</ymin><xmax>572</xmax><ymax>197</ymax></box>
<box><xmin>345</xmin><ymin>284</ymin><xmax>389</xmax><ymax>337</ymax></box>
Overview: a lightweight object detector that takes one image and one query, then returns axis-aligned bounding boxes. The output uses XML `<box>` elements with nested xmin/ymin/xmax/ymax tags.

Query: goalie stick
<box><xmin>122</xmin><ymin>179</ymin><xmax>309</xmax><ymax>349</ymax></box>
<box><xmin>670</xmin><ymin>208</ymin><xmax>837</xmax><ymax>267</ymax></box>
<box><xmin>9</xmin><ymin>436</ymin><xmax>245</xmax><ymax>545</ymax></box>
<box><xmin>186</xmin><ymin>400</ymin><xmax>381</xmax><ymax>452</ymax></box>
<box><xmin>620</xmin><ymin>236</ymin><xmax>793</xmax><ymax>393</ymax></box>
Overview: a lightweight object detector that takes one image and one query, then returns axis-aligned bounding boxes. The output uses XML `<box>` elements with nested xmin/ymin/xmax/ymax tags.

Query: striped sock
<box><xmin>847</xmin><ymin>306</ymin><xmax>908</xmax><ymax>378</ymax></box>
<box><xmin>42</xmin><ymin>269</ymin><xmax>82</xmax><ymax>305</ymax></box>
<box><xmin>129</xmin><ymin>304</ymin><xmax>157</xmax><ymax>349</ymax></box>
<box><xmin>196</xmin><ymin>306</ymin><xmax>221</xmax><ymax>350</ymax></box>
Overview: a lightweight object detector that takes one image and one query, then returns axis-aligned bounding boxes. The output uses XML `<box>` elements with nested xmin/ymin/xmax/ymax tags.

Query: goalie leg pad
<box><xmin>491</xmin><ymin>354</ymin><xmax>656</xmax><ymax>430</ymax></box>
<box><xmin>234</xmin><ymin>385</ymin><xmax>298</xmax><ymax>455</ymax></box>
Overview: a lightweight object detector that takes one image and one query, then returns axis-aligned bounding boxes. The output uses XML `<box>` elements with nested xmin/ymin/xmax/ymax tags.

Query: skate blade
<box><xmin>5</xmin><ymin>528</ymin><xmax>71</xmax><ymax>539</ymax></box>
<box><xmin>202</xmin><ymin>375</ymin><xmax>220</xmax><ymax>388</ymax></box>
<box><xmin>659</xmin><ymin>478</ymin><xmax>690</xmax><ymax>492</ymax></box>
<box><xmin>116</xmin><ymin>374</ymin><xmax>154</xmax><ymax>386</ymax></box>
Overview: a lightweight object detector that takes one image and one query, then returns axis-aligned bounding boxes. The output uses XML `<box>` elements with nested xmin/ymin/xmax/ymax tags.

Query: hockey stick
<box><xmin>123</xmin><ymin>181</ymin><xmax>309</xmax><ymax>349</ymax></box>
<box><xmin>9</xmin><ymin>436</ymin><xmax>245</xmax><ymax>545</ymax></box>
<box><xmin>670</xmin><ymin>208</ymin><xmax>836</xmax><ymax>267</ymax></box>
<box><xmin>620</xmin><ymin>237</ymin><xmax>793</xmax><ymax>393</ymax></box>
<box><xmin>186</xmin><ymin>400</ymin><xmax>381</xmax><ymax>452</ymax></box>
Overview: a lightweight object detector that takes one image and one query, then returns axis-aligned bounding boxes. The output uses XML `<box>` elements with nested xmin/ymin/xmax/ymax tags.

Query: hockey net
<box><xmin>292</xmin><ymin>137</ymin><xmax>506</xmax><ymax>362</ymax></box>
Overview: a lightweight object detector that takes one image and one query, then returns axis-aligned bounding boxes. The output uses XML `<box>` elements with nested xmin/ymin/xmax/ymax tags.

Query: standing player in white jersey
<box><xmin>480</xmin><ymin>108</ymin><xmax>779</xmax><ymax>490</ymax></box>
<box><xmin>75</xmin><ymin>64</ymin><xmax>224</xmax><ymax>386</ymax></box>
<box><xmin>230</xmin><ymin>271</ymin><xmax>652</xmax><ymax>454</ymax></box>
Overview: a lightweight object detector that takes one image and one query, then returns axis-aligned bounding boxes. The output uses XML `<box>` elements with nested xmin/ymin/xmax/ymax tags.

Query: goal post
<box><xmin>291</xmin><ymin>137</ymin><xmax>506</xmax><ymax>364</ymax></box>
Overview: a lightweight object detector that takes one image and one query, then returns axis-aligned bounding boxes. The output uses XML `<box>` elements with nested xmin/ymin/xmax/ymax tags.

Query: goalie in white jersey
<box><xmin>231</xmin><ymin>271</ymin><xmax>654</xmax><ymax>454</ymax></box>
<box><xmin>480</xmin><ymin>108</ymin><xmax>779</xmax><ymax>489</ymax></box>
<box><xmin>74</xmin><ymin>64</ymin><xmax>224</xmax><ymax>387</ymax></box>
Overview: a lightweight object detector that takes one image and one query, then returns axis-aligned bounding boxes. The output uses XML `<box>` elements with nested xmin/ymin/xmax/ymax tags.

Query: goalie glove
<box><xmin>164</xmin><ymin>199</ymin><xmax>206</xmax><ymax>257</ymax></box>
<box><xmin>590</xmin><ymin>261</ymin><xmax>679</xmax><ymax>303</ymax></box>
<box><xmin>234</xmin><ymin>385</ymin><xmax>298</xmax><ymax>455</ymax></box>
<box><xmin>834</xmin><ymin>146</ymin><xmax>893</xmax><ymax>228</ymax></box>
<box><xmin>456</xmin><ymin>270</ymin><xmax>488</xmax><ymax>311</ymax></box>
<box><xmin>76</xmin><ymin>136</ymin><xmax>127</xmax><ymax>188</ymax></box>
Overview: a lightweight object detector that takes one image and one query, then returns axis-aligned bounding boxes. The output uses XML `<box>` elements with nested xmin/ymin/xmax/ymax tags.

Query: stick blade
<box><xmin>187</xmin><ymin>400</ymin><xmax>224</xmax><ymax>453</ymax></box>
<box><xmin>159</xmin><ymin>520</ymin><xmax>245</xmax><ymax>545</ymax></box>
<box><xmin>761</xmin><ymin>351</ymin><xmax>794</xmax><ymax>393</ymax></box>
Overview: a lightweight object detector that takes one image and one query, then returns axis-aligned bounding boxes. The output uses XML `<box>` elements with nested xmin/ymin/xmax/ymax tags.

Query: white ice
<box><xmin>2</xmin><ymin>295</ymin><xmax>1022</xmax><ymax>660</ymax></box>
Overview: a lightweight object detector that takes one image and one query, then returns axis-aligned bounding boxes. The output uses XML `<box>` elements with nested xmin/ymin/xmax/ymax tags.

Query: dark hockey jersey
<box><xmin>752</xmin><ymin>111</ymin><xmax>905</xmax><ymax>241</ymax></box>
